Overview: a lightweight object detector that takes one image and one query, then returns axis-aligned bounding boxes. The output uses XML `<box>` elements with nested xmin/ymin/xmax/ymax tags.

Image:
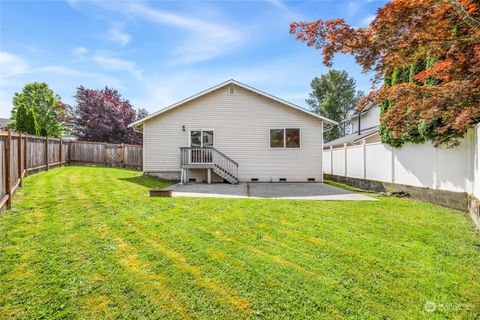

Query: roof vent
<box><xmin>229</xmin><ymin>86</ymin><xmax>235</xmax><ymax>95</ymax></box>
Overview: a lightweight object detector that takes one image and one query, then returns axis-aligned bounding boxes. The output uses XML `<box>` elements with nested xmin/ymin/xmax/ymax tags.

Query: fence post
<box><xmin>104</xmin><ymin>143</ymin><xmax>108</xmax><ymax>167</ymax></box>
<box><xmin>68</xmin><ymin>141</ymin><xmax>72</xmax><ymax>164</ymax></box>
<box><xmin>24</xmin><ymin>134</ymin><xmax>28</xmax><ymax>176</ymax></box>
<box><xmin>59</xmin><ymin>139</ymin><xmax>63</xmax><ymax>167</ymax></box>
<box><xmin>433</xmin><ymin>146</ymin><xmax>438</xmax><ymax>189</ymax></box>
<box><xmin>390</xmin><ymin>145</ymin><xmax>395</xmax><ymax>183</ymax></box>
<box><xmin>5</xmin><ymin>130</ymin><xmax>12</xmax><ymax>208</ymax></box>
<box><xmin>121</xmin><ymin>143</ymin><xmax>125</xmax><ymax>168</ymax></box>
<box><xmin>344</xmin><ymin>143</ymin><xmax>348</xmax><ymax>177</ymax></box>
<box><xmin>45</xmin><ymin>137</ymin><xmax>49</xmax><ymax>171</ymax></box>
<box><xmin>18</xmin><ymin>132</ymin><xmax>23</xmax><ymax>187</ymax></box>
<box><xmin>330</xmin><ymin>146</ymin><xmax>333</xmax><ymax>174</ymax></box>
<box><xmin>362</xmin><ymin>139</ymin><xmax>367</xmax><ymax>179</ymax></box>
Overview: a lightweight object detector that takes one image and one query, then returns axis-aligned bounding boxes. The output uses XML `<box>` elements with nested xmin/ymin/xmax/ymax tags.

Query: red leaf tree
<box><xmin>71</xmin><ymin>86</ymin><xmax>146</xmax><ymax>144</ymax></box>
<box><xmin>291</xmin><ymin>0</ymin><xmax>480</xmax><ymax>147</ymax></box>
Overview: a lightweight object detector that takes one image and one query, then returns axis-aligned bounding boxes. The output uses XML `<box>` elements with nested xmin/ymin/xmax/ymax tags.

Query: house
<box><xmin>323</xmin><ymin>104</ymin><xmax>381</xmax><ymax>149</ymax></box>
<box><xmin>129</xmin><ymin>79</ymin><xmax>337</xmax><ymax>184</ymax></box>
<box><xmin>0</xmin><ymin>118</ymin><xmax>11</xmax><ymax>130</ymax></box>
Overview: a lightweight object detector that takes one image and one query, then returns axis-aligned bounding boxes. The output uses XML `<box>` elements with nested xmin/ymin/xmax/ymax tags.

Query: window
<box><xmin>229</xmin><ymin>86</ymin><xmax>235</xmax><ymax>94</ymax></box>
<box><xmin>286</xmin><ymin>128</ymin><xmax>300</xmax><ymax>148</ymax></box>
<box><xmin>270</xmin><ymin>128</ymin><xmax>300</xmax><ymax>148</ymax></box>
<box><xmin>270</xmin><ymin>129</ymin><xmax>284</xmax><ymax>148</ymax></box>
<box><xmin>190</xmin><ymin>130</ymin><xmax>213</xmax><ymax>147</ymax></box>
<box><xmin>202</xmin><ymin>130</ymin><xmax>214</xmax><ymax>147</ymax></box>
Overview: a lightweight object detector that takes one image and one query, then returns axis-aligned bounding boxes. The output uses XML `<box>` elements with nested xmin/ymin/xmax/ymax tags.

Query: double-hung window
<box><xmin>270</xmin><ymin>128</ymin><xmax>300</xmax><ymax>148</ymax></box>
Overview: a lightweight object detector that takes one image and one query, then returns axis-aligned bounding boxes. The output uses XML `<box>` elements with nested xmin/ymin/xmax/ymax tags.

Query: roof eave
<box><xmin>128</xmin><ymin>79</ymin><xmax>338</xmax><ymax>127</ymax></box>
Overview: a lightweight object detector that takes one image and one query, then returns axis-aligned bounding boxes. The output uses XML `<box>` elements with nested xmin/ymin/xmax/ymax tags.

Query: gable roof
<box><xmin>348</xmin><ymin>103</ymin><xmax>378</xmax><ymax>121</ymax></box>
<box><xmin>129</xmin><ymin>79</ymin><xmax>338</xmax><ymax>128</ymax></box>
<box><xmin>323</xmin><ymin>126</ymin><xmax>379</xmax><ymax>148</ymax></box>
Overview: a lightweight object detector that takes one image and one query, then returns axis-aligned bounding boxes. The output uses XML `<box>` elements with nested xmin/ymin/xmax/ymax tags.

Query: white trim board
<box><xmin>129</xmin><ymin>79</ymin><xmax>338</xmax><ymax>128</ymax></box>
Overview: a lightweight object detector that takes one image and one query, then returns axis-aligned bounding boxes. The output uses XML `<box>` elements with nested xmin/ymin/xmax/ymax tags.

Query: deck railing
<box><xmin>180</xmin><ymin>147</ymin><xmax>213</xmax><ymax>166</ymax></box>
<box><xmin>179</xmin><ymin>147</ymin><xmax>239</xmax><ymax>183</ymax></box>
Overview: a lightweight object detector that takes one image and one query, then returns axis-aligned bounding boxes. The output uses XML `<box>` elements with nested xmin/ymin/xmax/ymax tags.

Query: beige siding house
<box><xmin>130</xmin><ymin>80</ymin><xmax>337</xmax><ymax>183</ymax></box>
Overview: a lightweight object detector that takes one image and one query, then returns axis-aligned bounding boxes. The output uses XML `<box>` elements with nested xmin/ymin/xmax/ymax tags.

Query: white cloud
<box><xmin>73</xmin><ymin>46</ymin><xmax>88</xmax><ymax>57</ymax></box>
<box><xmin>359</xmin><ymin>15</ymin><xmax>375</xmax><ymax>27</ymax></box>
<box><xmin>267</xmin><ymin>0</ymin><xmax>289</xmax><ymax>12</ymax></box>
<box><xmin>0</xmin><ymin>52</ymin><xmax>102</xmax><ymax>80</ymax></box>
<box><xmin>64</xmin><ymin>1</ymin><xmax>247</xmax><ymax>64</ymax></box>
<box><xmin>107</xmin><ymin>24</ymin><xmax>131</xmax><ymax>46</ymax></box>
<box><xmin>265</xmin><ymin>0</ymin><xmax>303</xmax><ymax>20</ymax></box>
<box><xmin>0</xmin><ymin>52</ymin><xmax>29</xmax><ymax>78</ymax></box>
<box><xmin>0</xmin><ymin>51</ymin><xmax>122</xmax><ymax>117</ymax></box>
<box><xmin>346</xmin><ymin>2</ymin><xmax>361</xmax><ymax>17</ymax></box>
<box><xmin>66</xmin><ymin>0</ymin><xmax>78</xmax><ymax>9</ymax></box>
<box><xmin>93</xmin><ymin>53</ymin><xmax>143</xmax><ymax>79</ymax></box>
<box><xmin>36</xmin><ymin>66</ymin><xmax>99</xmax><ymax>77</ymax></box>
<box><xmin>123</xmin><ymin>2</ymin><xmax>245</xmax><ymax>64</ymax></box>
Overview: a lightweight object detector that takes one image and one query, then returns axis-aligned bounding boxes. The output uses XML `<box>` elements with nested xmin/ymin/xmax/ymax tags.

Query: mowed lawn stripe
<box><xmin>82</xmin><ymin>171</ymin><xmax>253</xmax><ymax>318</ymax></box>
<box><xmin>68</xmin><ymin>169</ymin><xmax>195</xmax><ymax>319</ymax></box>
<box><xmin>65</xmin><ymin>169</ymin><xmax>188</xmax><ymax>319</ymax></box>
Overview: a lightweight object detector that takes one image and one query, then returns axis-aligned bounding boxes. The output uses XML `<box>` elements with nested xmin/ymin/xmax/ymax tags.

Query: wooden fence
<box><xmin>0</xmin><ymin>130</ymin><xmax>142</xmax><ymax>212</ymax></box>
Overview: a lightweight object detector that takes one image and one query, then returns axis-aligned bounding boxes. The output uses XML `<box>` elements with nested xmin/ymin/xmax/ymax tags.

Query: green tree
<box><xmin>10</xmin><ymin>82</ymin><xmax>67</xmax><ymax>137</ymax></box>
<box><xmin>306</xmin><ymin>70</ymin><xmax>363</xmax><ymax>142</ymax></box>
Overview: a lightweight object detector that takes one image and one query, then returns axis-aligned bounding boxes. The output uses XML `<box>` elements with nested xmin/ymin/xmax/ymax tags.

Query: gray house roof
<box><xmin>0</xmin><ymin>118</ymin><xmax>10</xmax><ymax>130</ymax></box>
<box><xmin>323</xmin><ymin>126</ymin><xmax>379</xmax><ymax>148</ymax></box>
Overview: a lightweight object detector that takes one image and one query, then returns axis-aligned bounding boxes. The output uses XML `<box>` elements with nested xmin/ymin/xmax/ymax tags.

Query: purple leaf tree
<box><xmin>71</xmin><ymin>86</ymin><xmax>147</xmax><ymax>144</ymax></box>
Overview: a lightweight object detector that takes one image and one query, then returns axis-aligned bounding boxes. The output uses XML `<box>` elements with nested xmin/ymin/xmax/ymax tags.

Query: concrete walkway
<box><xmin>167</xmin><ymin>182</ymin><xmax>376</xmax><ymax>201</ymax></box>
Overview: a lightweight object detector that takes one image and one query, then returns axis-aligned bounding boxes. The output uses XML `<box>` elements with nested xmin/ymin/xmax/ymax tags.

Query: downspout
<box><xmin>357</xmin><ymin>110</ymin><xmax>361</xmax><ymax>135</ymax></box>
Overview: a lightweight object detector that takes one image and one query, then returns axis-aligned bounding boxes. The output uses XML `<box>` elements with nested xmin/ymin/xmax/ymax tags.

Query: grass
<box><xmin>0</xmin><ymin>166</ymin><xmax>479</xmax><ymax>319</ymax></box>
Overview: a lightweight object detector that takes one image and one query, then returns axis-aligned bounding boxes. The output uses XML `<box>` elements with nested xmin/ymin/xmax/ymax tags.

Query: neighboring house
<box><xmin>61</xmin><ymin>135</ymin><xmax>78</xmax><ymax>142</ymax></box>
<box><xmin>323</xmin><ymin>104</ymin><xmax>381</xmax><ymax>149</ymax></box>
<box><xmin>130</xmin><ymin>79</ymin><xmax>337</xmax><ymax>184</ymax></box>
<box><xmin>0</xmin><ymin>118</ymin><xmax>11</xmax><ymax>130</ymax></box>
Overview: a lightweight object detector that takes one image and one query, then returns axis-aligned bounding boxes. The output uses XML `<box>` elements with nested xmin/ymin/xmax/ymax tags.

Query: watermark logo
<box><xmin>424</xmin><ymin>301</ymin><xmax>437</xmax><ymax>313</ymax></box>
<box><xmin>424</xmin><ymin>300</ymin><xmax>473</xmax><ymax>314</ymax></box>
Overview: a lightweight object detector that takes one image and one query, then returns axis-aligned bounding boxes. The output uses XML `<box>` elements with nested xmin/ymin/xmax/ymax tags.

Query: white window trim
<box><xmin>188</xmin><ymin>129</ymin><xmax>215</xmax><ymax>148</ymax></box>
<box><xmin>269</xmin><ymin>128</ymin><xmax>301</xmax><ymax>149</ymax></box>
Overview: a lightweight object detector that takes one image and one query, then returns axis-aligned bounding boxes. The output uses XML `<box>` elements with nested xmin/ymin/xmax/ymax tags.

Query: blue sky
<box><xmin>0</xmin><ymin>0</ymin><xmax>386</xmax><ymax>118</ymax></box>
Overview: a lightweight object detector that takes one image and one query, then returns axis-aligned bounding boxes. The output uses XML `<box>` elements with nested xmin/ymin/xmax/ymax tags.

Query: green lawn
<box><xmin>0</xmin><ymin>166</ymin><xmax>479</xmax><ymax>319</ymax></box>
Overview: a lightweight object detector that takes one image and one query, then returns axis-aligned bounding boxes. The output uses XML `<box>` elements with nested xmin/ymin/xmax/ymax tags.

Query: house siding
<box><xmin>351</xmin><ymin>105</ymin><xmax>381</xmax><ymax>133</ymax></box>
<box><xmin>143</xmin><ymin>85</ymin><xmax>324</xmax><ymax>182</ymax></box>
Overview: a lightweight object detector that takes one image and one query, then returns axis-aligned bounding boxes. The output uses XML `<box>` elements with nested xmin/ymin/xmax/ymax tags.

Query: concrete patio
<box><xmin>167</xmin><ymin>182</ymin><xmax>376</xmax><ymax>201</ymax></box>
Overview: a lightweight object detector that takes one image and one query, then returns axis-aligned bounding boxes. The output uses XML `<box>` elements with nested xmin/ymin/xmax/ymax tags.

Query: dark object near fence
<box><xmin>0</xmin><ymin>130</ymin><xmax>143</xmax><ymax>213</ymax></box>
<box><xmin>380</xmin><ymin>190</ymin><xmax>410</xmax><ymax>198</ymax></box>
<box><xmin>150</xmin><ymin>189</ymin><xmax>172</xmax><ymax>197</ymax></box>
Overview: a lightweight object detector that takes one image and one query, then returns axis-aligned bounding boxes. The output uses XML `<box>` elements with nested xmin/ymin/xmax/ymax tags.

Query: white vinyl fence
<box><xmin>474</xmin><ymin>124</ymin><xmax>480</xmax><ymax>199</ymax></box>
<box><xmin>323</xmin><ymin>124</ymin><xmax>480</xmax><ymax>198</ymax></box>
